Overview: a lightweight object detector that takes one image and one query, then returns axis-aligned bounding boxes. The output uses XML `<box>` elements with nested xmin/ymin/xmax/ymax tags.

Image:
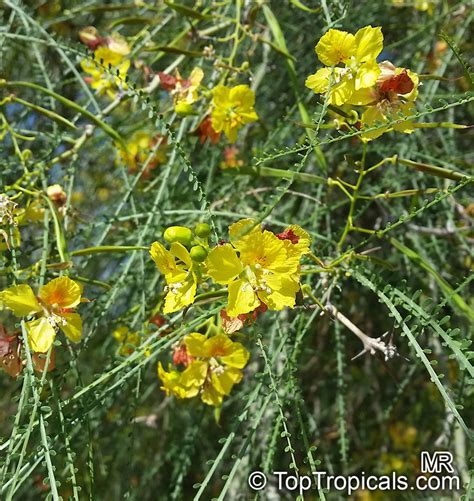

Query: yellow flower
<box><xmin>113</xmin><ymin>325</ymin><xmax>141</xmax><ymax>356</ymax></box>
<box><xmin>81</xmin><ymin>46</ymin><xmax>130</xmax><ymax>99</ymax></box>
<box><xmin>1</xmin><ymin>197</ymin><xmax>48</xmax><ymax>252</ymax></box>
<box><xmin>172</xmin><ymin>67</ymin><xmax>204</xmax><ymax>115</ymax></box>
<box><xmin>116</xmin><ymin>131</ymin><xmax>168</xmax><ymax>176</ymax></box>
<box><xmin>354</xmin><ymin>61</ymin><xmax>419</xmax><ymax>141</ymax></box>
<box><xmin>391</xmin><ymin>0</ymin><xmax>437</xmax><ymax>14</ymax></box>
<box><xmin>206</xmin><ymin>219</ymin><xmax>310</xmax><ymax>317</ymax></box>
<box><xmin>211</xmin><ymin>85</ymin><xmax>259</xmax><ymax>143</ymax></box>
<box><xmin>0</xmin><ymin>277</ymin><xmax>83</xmax><ymax>353</ymax></box>
<box><xmin>16</xmin><ymin>198</ymin><xmax>45</xmax><ymax>225</ymax></box>
<box><xmin>305</xmin><ymin>26</ymin><xmax>383</xmax><ymax>105</ymax></box>
<box><xmin>158</xmin><ymin>332</ymin><xmax>249</xmax><ymax>407</ymax></box>
<box><xmin>150</xmin><ymin>241</ymin><xmax>198</xmax><ymax>314</ymax></box>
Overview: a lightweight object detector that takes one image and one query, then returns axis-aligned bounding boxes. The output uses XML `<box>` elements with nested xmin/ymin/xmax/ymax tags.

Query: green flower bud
<box><xmin>174</xmin><ymin>102</ymin><xmax>195</xmax><ymax>116</ymax></box>
<box><xmin>195</xmin><ymin>223</ymin><xmax>211</xmax><ymax>238</ymax></box>
<box><xmin>190</xmin><ymin>245</ymin><xmax>208</xmax><ymax>262</ymax></box>
<box><xmin>163</xmin><ymin>226</ymin><xmax>193</xmax><ymax>245</ymax></box>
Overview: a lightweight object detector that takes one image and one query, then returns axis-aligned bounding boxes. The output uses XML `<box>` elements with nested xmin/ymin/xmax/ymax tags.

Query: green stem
<box><xmin>193</xmin><ymin>289</ymin><xmax>227</xmax><ymax>303</ymax></box>
<box><xmin>338</xmin><ymin>147</ymin><xmax>367</xmax><ymax>249</ymax></box>
<box><xmin>5</xmin><ymin>95</ymin><xmax>77</xmax><ymax>130</ymax></box>
<box><xmin>0</xmin><ymin>80</ymin><xmax>125</xmax><ymax>147</ymax></box>
<box><xmin>398</xmin><ymin>158</ymin><xmax>469</xmax><ymax>182</ymax></box>
<box><xmin>228</xmin><ymin>165</ymin><xmax>325</xmax><ymax>184</ymax></box>
<box><xmin>300</xmin><ymin>267</ymin><xmax>331</xmax><ymax>275</ymax></box>
<box><xmin>414</xmin><ymin>122</ymin><xmax>468</xmax><ymax>129</ymax></box>
<box><xmin>71</xmin><ymin>245</ymin><xmax>149</xmax><ymax>256</ymax></box>
<box><xmin>357</xmin><ymin>188</ymin><xmax>443</xmax><ymax>200</ymax></box>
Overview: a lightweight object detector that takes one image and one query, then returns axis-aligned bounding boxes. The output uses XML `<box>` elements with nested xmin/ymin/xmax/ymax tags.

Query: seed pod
<box><xmin>195</xmin><ymin>223</ymin><xmax>211</xmax><ymax>238</ymax></box>
<box><xmin>163</xmin><ymin>226</ymin><xmax>193</xmax><ymax>246</ymax></box>
<box><xmin>190</xmin><ymin>245</ymin><xmax>208</xmax><ymax>262</ymax></box>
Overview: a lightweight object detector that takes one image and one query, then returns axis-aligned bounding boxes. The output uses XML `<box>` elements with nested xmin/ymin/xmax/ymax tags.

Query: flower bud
<box><xmin>195</xmin><ymin>223</ymin><xmax>211</xmax><ymax>238</ymax></box>
<box><xmin>47</xmin><ymin>184</ymin><xmax>67</xmax><ymax>207</ymax></box>
<box><xmin>163</xmin><ymin>226</ymin><xmax>192</xmax><ymax>245</ymax></box>
<box><xmin>174</xmin><ymin>102</ymin><xmax>195</xmax><ymax>116</ymax></box>
<box><xmin>190</xmin><ymin>245</ymin><xmax>208</xmax><ymax>262</ymax></box>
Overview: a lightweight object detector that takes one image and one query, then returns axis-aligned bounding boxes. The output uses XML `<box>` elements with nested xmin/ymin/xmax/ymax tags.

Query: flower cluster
<box><xmin>150</xmin><ymin>223</ymin><xmax>211</xmax><ymax>314</ymax></box>
<box><xmin>113</xmin><ymin>325</ymin><xmax>153</xmax><ymax>357</ymax></box>
<box><xmin>159</xmin><ymin>71</ymin><xmax>259</xmax><ymax>143</ymax></box>
<box><xmin>158</xmin><ymin>332</ymin><xmax>249</xmax><ymax>407</ymax></box>
<box><xmin>80</xmin><ymin>31</ymin><xmax>130</xmax><ymax>99</ymax></box>
<box><xmin>150</xmin><ymin>219</ymin><xmax>310</xmax><ymax>324</ymax></box>
<box><xmin>305</xmin><ymin>26</ymin><xmax>419</xmax><ymax>141</ymax></box>
<box><xmin>1</xmin><ymin>190</ymin><xmax>69</xmax><ymax>252</ymax></box>
<box><xmin>116</xmin><ymin>131</ymin><xmax>168</xmax><ymax>177</ymax></box>
<box><xmin>0</xmin><ymin>277</ymin><xmax>84</xmax><ymax>353</ymax></box>
<box><xmin>159</xmin><ymin>67</ymin><xmax>204</xmax><ymax>115</ymax></box>
<box><xmin>79</xmin><ymin>24</ymin><xmax>260</xmax><ymax>146</ymax></box>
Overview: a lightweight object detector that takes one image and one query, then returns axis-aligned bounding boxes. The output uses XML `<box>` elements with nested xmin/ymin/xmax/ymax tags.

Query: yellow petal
<box><xmin>286</xmin><ymin>225</ymin><xmax>311</xmax><ymax>255</ymax></box>
<box><xmin>226</xmin><ymin>279</ymin><xmax>260</xmax><ymax>317</ymax></box>
<box><xmin>210</xmin><ymin>108</ymin><xmax>225</xmax><ymax>134</ymax></box>
<box><xmin>94</xmin><ymin>46</ymin><xmax>124</xmax><ymax>67</ymax></box>
<box><xmin>39</xmin><ymin>277</ymin><xmax>82</xmax><ymax>309</ymax></box>
<box><xmin>203</xmin><ymin>334</ymin><xmax>249</xmax><ymax>368</ymax></box>
<box><xmin>277</xmin><ymin>225</ymin><xmax>311</xmax><ymax>270</ymax></box>
<box><xmin>0</xmin><ymin>284</ymin><xmax>41</xmax><ymax>317</ymax></box>
<box><xmin>206</xmin><ymin>244</ymin><xmax>243</xmax><ymax>284</ymax></box>
<box><xmin>229</xmin><ymin>84</ymin><xmax>256</xmax><ymax>108</ymax></box>
<box><xmin>180</xmin><ymin>360</ymin><xmax>208</xmax><ymax>395</ymax></box>
<box><xmin>355</xmin><ymin>62</ymin><xmax>380</xmax><ymax>90</ymax></box>
<box><xmin>61</xmin><ymin>312</ymin><xmax>82</xmax><ymax>343</ymax></box>
<box><xmin>163</xmin><ymin>273</ymin><xmax>197</xmax><ymax>314</ymax></box>
<box><xmin>360</xmin><ymin>105</ymin><xmax>389</xmax><ymax>141</ymax></box>
<box><xmin>113</xmin><ymin>325</ymin><xmax>129</xmax><ymax>342</ymax></box>
<box><xmin>170</xmin><ymin>242</ymin><xmax>192</xmax><ymax>268</ymax></box>
<box><xmin>211</xmin><ymin>367</ymin><xmax>243</xmax><ymax>395</ymax></box>
<box><xmin>346</xmin><ymin>87</ymin><xmax>376</xmax><ymax>106</ymax></box>
<box><xmin>354</xmin><ymin>26</ymin><xmax>383</xmax><ymax>63</ymax></box>
<box><xmin>201</xmin><ymin>384</ymin><xmax>224</xmax><ymax>407</ymax></box>
<box><xmin>158</xmin><ymin>362</ymin><xmax>188</xmax><ymax>398</ymax></box>
<box><xmin>26</xmin><ymin>317</ymin><xmax>56</xmax><ymax>353</ymax></box>
<box><xmin>223</xmin><ymin>121</ymin><xmax>238</xmax><ymax>143</ymax></box>
<box><xmin>184</xmin><ymin>332</ymin><xmax>208</xmax><ymax>357</ymax></box>
<box><xmin>189</xmin><ymin>67</ymin><xmax>204</xmax><ymax>87</ymax></box>
<box><xmin>239</xmin><ymin>110</ymin><xmax>259</xmax><ymax>124</ymax></box>
<box><xmin>218</xmin><ymin>343</ymin><xmax>249</xmax><ymax>369</ymax></box>
<box><xmin>107</xmin><ymin>34</ymin><xmax>130</xmax><ymax>56</ymax></box>
<box><xmin>316</xmin><ymin>29</ymin><xmax>356</xmax><ymax>66</ymax></box>
<box><xmin>229</xmin><ymin>219</ymin><xmax>262</xmax><ymax>256</ymax></box>
<box><xmin>256</xmin><ymin>231</ymin><xmax>288</xmax><ymax>270</ymax></box>
<box><xmin>392</xmin><ymin>102</ymin><xmax>416</xmax><ymax>134</ymax></box>
<box><xmin>212</xmin><ymin>85</ymin><xmax>231</xmax><ymax>108</ymax></box>
<box><xmin>305</xmin><ymin>67</ymin><xmax>331</xmax><ymax>94</ymax></box>
<box><xmin>80</xmin><ymin>58</ymin><xmax>101</xmax><ymax>77</ymax></box>
<box><xmin>329</xmin><ymin>77</ymin><xmax>355</xmax><ymax>106</ymax></box>
<box><xmin>258</xmin><ymin>275</ymin><xmax>299</xmax><ymax>310</ymax></box>
<box><xmin>150</xmin><ymin>241</ymin><xmax>177</xmax><ymax>276</ymax></box>
<box><xmin>404</xmin><ymin>69</ymin><xmax>420</xmax><ymax>101</ymax></box>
